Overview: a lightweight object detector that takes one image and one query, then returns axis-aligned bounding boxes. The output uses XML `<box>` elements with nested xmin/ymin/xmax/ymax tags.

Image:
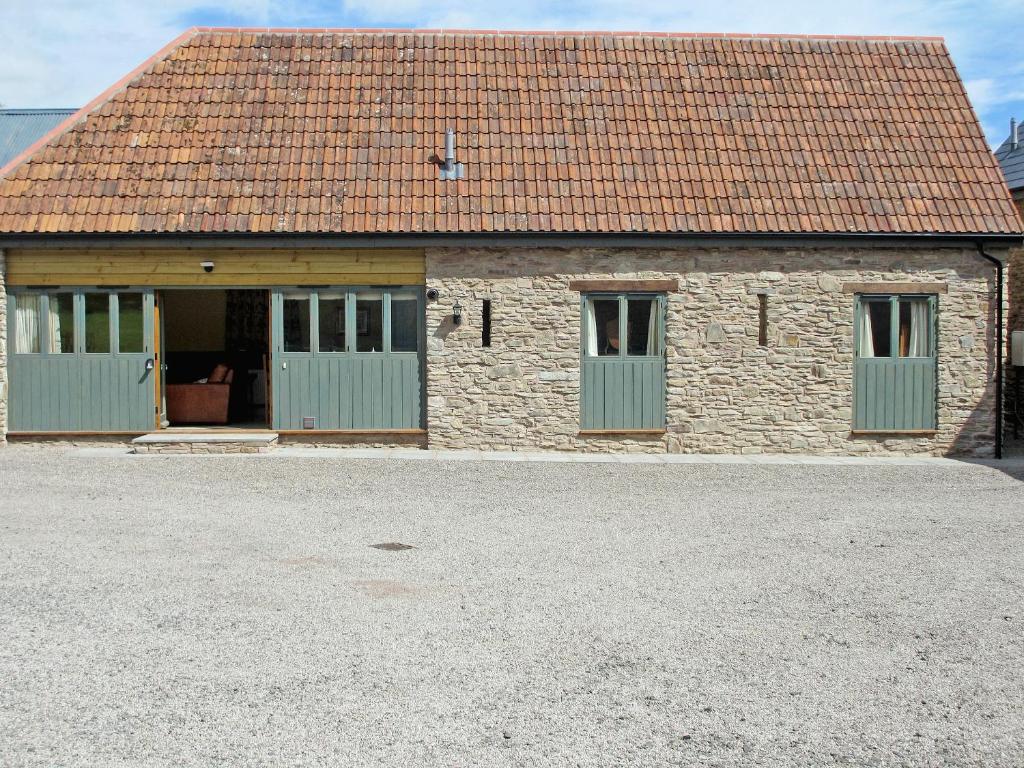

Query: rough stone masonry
<box><xmin>425</xmin><ymin>246</ymin><xmax>1001</xmax><ymax>456</ymax></box>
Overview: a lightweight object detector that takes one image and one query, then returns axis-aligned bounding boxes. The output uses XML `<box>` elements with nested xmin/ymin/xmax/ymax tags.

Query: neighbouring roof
<box><xmin>994</xmin><ymin>120</ymin><xmax>1024</xmax><ymax>193</ymax></box>
<box><xmin>0</xmin><ymin>28</ymin><xmax>1019</xmax><ymax>237</ymax></box>
<box><xmin>0</xmin><ymin>109</ymin><xmax>77</xmax><ymax>169</ymax></box>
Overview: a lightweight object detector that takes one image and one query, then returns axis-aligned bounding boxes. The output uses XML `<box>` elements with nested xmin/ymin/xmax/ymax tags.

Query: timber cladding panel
<box><xmin>5</xmin><ymin>249</ymin><xmax>425</xmax><ymax>287</ymax></box>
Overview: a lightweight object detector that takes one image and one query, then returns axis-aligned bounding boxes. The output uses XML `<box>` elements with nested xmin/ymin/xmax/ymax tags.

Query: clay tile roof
<box><xmin>0</xmin><ymin>27</ymin><xmax>1019</xmax><ymax>237</ymax></box>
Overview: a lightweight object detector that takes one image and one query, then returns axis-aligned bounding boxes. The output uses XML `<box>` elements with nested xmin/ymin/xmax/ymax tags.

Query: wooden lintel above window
<box><xmin>568</xmin><ymin>279</ymin><xmax>678</xmax><ymax>292</ymax></box>
<box><xmin>842</xmin><ymin>282</ymin><xmax>947</xmax><ymax>295</ymax></box>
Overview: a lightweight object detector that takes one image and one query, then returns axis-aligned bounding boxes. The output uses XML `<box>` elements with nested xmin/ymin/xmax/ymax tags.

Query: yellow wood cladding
<box><xmin>6</xmin><ymin>249</ymin><xmax>426</xmax><ymax>286</ymax></box>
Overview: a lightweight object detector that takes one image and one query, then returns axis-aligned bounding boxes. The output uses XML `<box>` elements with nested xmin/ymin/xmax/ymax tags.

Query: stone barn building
<box><xmin>0</xmin><ymin>29</ymin><xmax>1020</xmax><ymax>455</ymax></box>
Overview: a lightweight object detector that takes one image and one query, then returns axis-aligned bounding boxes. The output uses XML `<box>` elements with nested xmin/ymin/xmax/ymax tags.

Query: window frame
<box><xmin>854</xmin><ymin>293</ymin><xmax>936</xmax><ymax>361</ymax></box>
<box><xmin>9</xmin><ymin>289</ymin><xmax>152</xmax><ymax>357</ymax></box>
<box><xmin>581</xmin><ymin>292</ymin><xmax>665</xmax><ymax>360</ymax></box>
<box><xmin>82</xmin><ymin>291</ymin><xmax>115</xmax><ymax>356</ymax></box>
<box><xmin>9</xmin><ymin>291</ymin><xmax>45</xmax><ymax>355</ymax></box>
<box><xmin>276</xmin><ymin>287</ymin><xmax>423</xmax><ymax>357</ymax></box>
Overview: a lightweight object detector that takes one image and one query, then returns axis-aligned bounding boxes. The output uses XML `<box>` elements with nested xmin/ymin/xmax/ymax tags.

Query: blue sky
<box><xmin>1</xmin><ymin>0</ymin><xmax>1022</xmax><ymax>146</ymax></box>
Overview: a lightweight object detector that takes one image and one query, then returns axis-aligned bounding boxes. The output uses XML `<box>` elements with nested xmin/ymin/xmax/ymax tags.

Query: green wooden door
<box><xmin>580</xmin><ymin>294</ymin><xmax>666</xmax><ymax>430</ymax></box>
<box><xmin>7</xmin><ymin>290</ymin><xmax>156</xmax><ymax>431</ymax></box>
<box><xmin>270</xmin><ymin>288</ymin><xmax>424</xmax><ymax>430</ymax></box>
<box><xmin>853</xmin><ymin>295</ymin><xmax>937</xmax><ymax>431</ymax></box>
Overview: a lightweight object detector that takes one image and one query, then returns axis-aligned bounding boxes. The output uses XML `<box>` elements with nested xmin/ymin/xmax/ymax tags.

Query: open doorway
<box><xmin>159</xmin><ymin>289</ymin><xmax>270</xmax><ymax>428</ymax></box>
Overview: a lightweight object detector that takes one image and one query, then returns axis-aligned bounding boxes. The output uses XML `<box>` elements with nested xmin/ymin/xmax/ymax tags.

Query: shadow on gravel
<box><xmin>954</xmin><ymin>459</ymin><xmax>1024</xmax><ymax>482</ymax></box>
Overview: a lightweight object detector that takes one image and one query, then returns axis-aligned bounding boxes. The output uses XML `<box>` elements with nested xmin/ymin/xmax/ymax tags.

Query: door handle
<box><xmin>145</xmin><ymin>358</ymin><xmax>155</xmax><ymax>371</ymax></box>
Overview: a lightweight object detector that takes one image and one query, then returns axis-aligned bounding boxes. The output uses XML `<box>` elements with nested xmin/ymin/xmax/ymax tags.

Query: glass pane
<box><xmin>47</xmin><ymin>293</ymin><xmax>75</xmax><ymax>354</ymax></box>
<box><xmin>899</xmin><ymin>298</ymin><xmax>931</xmax><ymax>357</ymax></box>
<box><xmin>858</xmin><ymin>300</ymin><xmax>891</xmax><ymax>358</ymax></box>
<box><xmin>355</xmin><ymin>290</ymin><xmax>383</xmax><ymax>352</ymax></box>
<box><xmin>627</xmin><ymin>298</ymin><xmax>658</xmax><ymax>356</ymax></box>
<box><xmin>85</xmin><ymin>294</ymin><xmax>111</xmax><ymax>353</ymax></box>
<box><xmin>318</xmin><ymin>292</ymin><xmax>346</xmax><ymax>352</ymax></box>
<box><xmin>13</xmin><ymin>294</ymin><xmax>41</xmax><ymax>354</ymax></box>
<box><xmin>282</xmin><ymin>293</ymin><xmax>310</xmax><ymax>353</ymax></box>
<box><xmin>118</xmin><ymin>293</ymin><xmax>144</xmax><ymax>353</ymax></box>
<box><xmin>390</xmin><ymin>290</ymin><xmax>418</xmax><ymax>352</ymax></box>
<box><xmin>585</xmin><ymin>298</ymin><xmax>620</xmax><ymax>356</ymax></box>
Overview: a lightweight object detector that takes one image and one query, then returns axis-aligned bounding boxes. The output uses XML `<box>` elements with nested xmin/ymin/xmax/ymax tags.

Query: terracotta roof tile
<box><xmin>0</xmin><ymin>28</ymin><xmax>1019</xmax><ymax>236</ymax></box>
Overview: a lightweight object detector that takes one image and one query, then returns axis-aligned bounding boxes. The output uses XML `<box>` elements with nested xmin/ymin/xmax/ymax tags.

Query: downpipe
<box><xmin>975</xmin><ymin>243</ymin><xmax>1004</xmax><ymax>460</ymax></box>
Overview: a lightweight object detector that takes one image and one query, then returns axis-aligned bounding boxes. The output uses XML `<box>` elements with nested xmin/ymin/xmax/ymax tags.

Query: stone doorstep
<box><xmin>131</xmin><ymin>433</ymin><xmax>279</xmax><ymax>454</ymax></box>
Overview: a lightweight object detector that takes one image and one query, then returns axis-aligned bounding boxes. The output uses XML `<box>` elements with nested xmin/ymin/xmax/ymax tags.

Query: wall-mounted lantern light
<box><xmin>452</xmin><ymin>300</ymin><xmax>463</xmax><ymax>326</ymax></box>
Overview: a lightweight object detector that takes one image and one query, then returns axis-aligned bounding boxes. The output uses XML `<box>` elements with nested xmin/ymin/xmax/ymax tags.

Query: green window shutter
<box><xmin>270</xmin><ymin>287</ymin><xmax>424</xmax><ymax>430</ymax></box>
<box><xmin>8</xmin><ymin>289</ymin><xmax>156</xmax><ymax>431</ymax></box>
<box><xmin>580</xmin><ymin>293</ymin><xmax>666</xmax><ymax>430</ymax></box>
<box><xmin>853</xmin><ymin>295</ymin><xmax>937</xmax><ymax>431</ymax></box>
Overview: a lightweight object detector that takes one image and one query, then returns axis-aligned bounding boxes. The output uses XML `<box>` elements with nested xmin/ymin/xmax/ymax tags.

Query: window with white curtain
<box><xmin>898</xmin><ymin>298</ymin><xmax>931</xmax><ymax>357</ymax></box>
<box><xmin>857</xmin><ymin>299</ymin><xmax>892</xmax><ymax>358</ymax></box>
<box><xmin>857</xmin><ymin>295</ymin><xmax>933</xmax><ymax>359</ymax></box>
<box><xmin>584</xmin><ymin>294</ymin><xmax>661</xmax><ymax>357</ymax></box>
<box><xmin>14</xmin><ymin>294</ymin><xmax>42</xmax><ymax>354</ymax></box>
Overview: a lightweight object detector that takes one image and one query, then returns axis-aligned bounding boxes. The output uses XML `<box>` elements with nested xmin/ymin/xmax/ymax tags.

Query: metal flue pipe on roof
<box><xmin>438</xmin><ymin>128</ymin><xmax>464</xmax><ymax>180</ymax></box>
<box><xmin>444</xmin><ymin>129</ymin><xmax>456</xmax><ymax>172</ymax></box>
<box><xmin>1012</xmin><ymin>118</ymin><xmax>1018</xmax><ymax>150</ymax></box>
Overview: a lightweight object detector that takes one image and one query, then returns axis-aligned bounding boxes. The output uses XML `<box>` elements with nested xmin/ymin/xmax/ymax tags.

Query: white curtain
<box><xmin>15</xmin><ymin>295</ymin><xmax>40</xmax><ymax>354</ymax></box>
<box><xmin>584</xmin><ymin>299</ymin><xmax>598</xmax><ymax>357</ymax></box>
<box><xmin>646</xmin><ymin>299</ymin><xmax>658</xmax><ymax>355</ymax></box>
<box><xmin>858</xmin><ymin>303</ymin><xmax>875</xmax><ymax>358</ymax></box>
<box><xmin>47</xmin><ymin>298</ymin><xmax>63</xmax><ymax>353</ymax></box>
<box><xmin>908</xmin><ymin>300</ymin><xmax>930</xmax><ymax>357</ymax></box>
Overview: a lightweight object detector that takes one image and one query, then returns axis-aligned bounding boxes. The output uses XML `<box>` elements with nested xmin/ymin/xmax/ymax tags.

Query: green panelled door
<box><xmin>7</xmin><ymin>290</ymin><xmax>156</xmax><ymax>431</ymax></box>
<box><xmin>270</xmin><ymin>288</ymin><xmax>424</xmax><ymax>430</ymax></box>
<box><xmin>853</xmin><ymin>294</ymin><xmax>937</xmax><ymax>431</ymax></box>
<box><xmin>580</xmin><ymin>294</ymin><xmax>666</xmax><ymax>430</ymax></box>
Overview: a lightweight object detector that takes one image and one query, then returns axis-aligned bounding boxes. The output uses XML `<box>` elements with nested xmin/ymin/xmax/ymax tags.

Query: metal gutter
<box><xmin>975</xmin><ymin>243</ymin><xmax>1005</xmax><ymax>460</ymax></box>
<box><xmin>0</xmin><ymin>231</ymin><xmax>1021</xmax><ymax>249</ymax></box>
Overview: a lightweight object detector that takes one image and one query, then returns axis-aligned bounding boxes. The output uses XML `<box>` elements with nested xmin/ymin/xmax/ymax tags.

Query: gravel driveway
<box><xmin>0</xmin><ymin>448</ymin><xmax>1022</xmax><ymax>767</ymax></box>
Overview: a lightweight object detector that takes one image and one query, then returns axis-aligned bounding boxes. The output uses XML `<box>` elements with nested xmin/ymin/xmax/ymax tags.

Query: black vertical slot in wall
<box><xmin>758</xmin><ymin>294</ymin><xmax>768</xmax><ymax>347</ymax></box>
<box><xmin>482</xmin><ymin>299</ymin><xmax>492</xmax><ymax>347</ymax></box>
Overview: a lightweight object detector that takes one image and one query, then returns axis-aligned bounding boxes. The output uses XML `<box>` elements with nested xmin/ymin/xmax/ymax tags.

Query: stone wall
<box><xmin>0</xmin><ymin>247</ymin><xmax>6</xmax><ymax>447</ymax></box>
<box><xmin>425</xmin><ymin>246</ymin><xmax>1000</xmax><ymax>456</ymax></box>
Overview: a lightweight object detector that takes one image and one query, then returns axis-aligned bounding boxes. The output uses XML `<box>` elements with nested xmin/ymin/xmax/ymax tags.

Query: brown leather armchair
<box><xmin>166</xmin><ymin>366</ymin><xmax>233</xmax><ymax>424</ymax></box>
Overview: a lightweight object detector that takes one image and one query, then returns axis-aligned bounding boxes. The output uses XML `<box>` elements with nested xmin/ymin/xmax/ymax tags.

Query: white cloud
<box><xmin>0</xmin><ymin>0</ymin><xmax>269</xmax><ymax>107</ymax></box>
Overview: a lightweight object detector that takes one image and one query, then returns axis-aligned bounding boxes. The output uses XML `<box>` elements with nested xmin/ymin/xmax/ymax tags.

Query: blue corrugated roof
<box><xmin>0</xmin><ymin>108</ymin><xmax>77</xmax><ymax>169</ymax></box>
<box><xmin>994</xmin><ymin>119</ymin><xmax>1024</xmax><ymax>192</ymax></box>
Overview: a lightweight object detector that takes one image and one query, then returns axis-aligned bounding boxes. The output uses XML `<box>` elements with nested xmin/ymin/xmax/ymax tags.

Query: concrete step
<box><xmin>131</xmin><ymin>432</ymin><xmax>279</xmax><ymax>454</ymax></box>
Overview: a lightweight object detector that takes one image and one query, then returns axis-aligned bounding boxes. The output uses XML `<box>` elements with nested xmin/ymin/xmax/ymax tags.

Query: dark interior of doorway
<box><xmin>162</xmin><ymin>289</ymin><xmax>269</xmax><ymax>428</ymax></box>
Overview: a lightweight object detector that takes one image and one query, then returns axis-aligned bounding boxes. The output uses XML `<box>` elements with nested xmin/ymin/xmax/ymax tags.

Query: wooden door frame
<box><xmin>153</xmin><ymin>292</ymin><xmax>162</xmax><ymax>429</ymax></box>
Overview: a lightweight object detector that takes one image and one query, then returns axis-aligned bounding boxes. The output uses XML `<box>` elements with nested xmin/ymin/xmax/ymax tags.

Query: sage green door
<box><xmin>581</xmin><ymin>293</ymin><xmax>666</xmax><ymax>430</ymax></box>
<box><xmin>7</xmin><ymin>289</ymin><xmax>156</xmax><ymax>431</ymax></box>
<box><xmin>270</xmin><ymin>288</ymin><xmax>424</xmax><ymax>430</ymax></box>
<box><xmin>853</xmin><ymin>294</ymin><xmax>937</xmax><ymax>431</ymax></box>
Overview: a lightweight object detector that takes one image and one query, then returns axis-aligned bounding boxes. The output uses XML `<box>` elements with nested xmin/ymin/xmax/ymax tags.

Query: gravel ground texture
<box><xmin>0</xmin><ymin>447</ymin><xmax>1022</xmax><ymax>767</ymax></box>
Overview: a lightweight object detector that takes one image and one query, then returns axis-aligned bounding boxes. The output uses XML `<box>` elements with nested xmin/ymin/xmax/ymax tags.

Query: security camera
<box><xmin>426</xmin><ymin>288</ymin><xmax>440</xmax><ymax>301</ymax></box>
<box><xmin>200</xmin><ymin>260</ymin><xmax>215</xmax><ymax>273</ymax></box>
